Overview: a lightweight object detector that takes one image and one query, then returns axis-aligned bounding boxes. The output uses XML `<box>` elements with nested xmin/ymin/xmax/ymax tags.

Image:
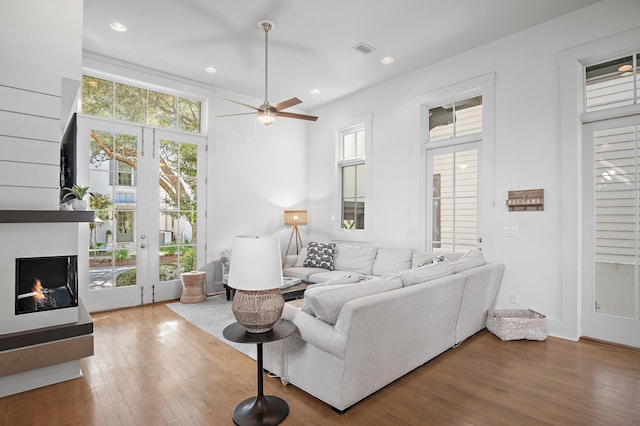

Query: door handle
<box><xmin>141</xmin><ymin>243</ymin><xmax>147</xmax><ymax>249</ymax></box>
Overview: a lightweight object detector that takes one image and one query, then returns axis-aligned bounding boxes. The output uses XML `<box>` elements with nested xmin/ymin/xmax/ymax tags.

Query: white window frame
<box><xmin>415</xmin><ymin>72</ymin><xmax>495</xmax><ymax>255</ymax></box>
<box><xmin>334</xmin><ymin>113</ymin><xmax>372</xmax><ymax>241</ymax></box>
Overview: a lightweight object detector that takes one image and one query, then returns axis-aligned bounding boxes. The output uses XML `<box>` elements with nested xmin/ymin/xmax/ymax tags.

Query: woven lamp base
<box><xmin>231</xmin><ymin>288</ymin><xmax>285</xmax><ymax>333</ymax></box>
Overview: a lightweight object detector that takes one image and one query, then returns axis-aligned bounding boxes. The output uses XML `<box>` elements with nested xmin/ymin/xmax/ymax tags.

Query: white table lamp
<box><xmin>228</xmin><ymin>235</ymin><xmax>284</xmax><ymax>333</ymax></box>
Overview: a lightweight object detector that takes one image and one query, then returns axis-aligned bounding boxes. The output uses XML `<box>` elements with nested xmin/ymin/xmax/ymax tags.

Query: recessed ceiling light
<box><xmin>310</xmin><ymin>89</ymin><xmax>321</xmax><ymax>95</ymax></box>
<box><xmin>205</xmin><ymin>66</ymin><xmax>217</xmax><ymax>73</ymax></box>
<box><xmin>620</xmin><ymin>71</ymin><xmax>633</xmax><ymax>77</ymax></box>
<box><xmin>618</xmin><ymin>64</ymin><xmax>633</xmax><ymax>72</ymax></box>
<box><xmin>110</xmin><ymin>22</ymin><xmax>127</xmax><ymax>32</ymax></box>
<box><xmin>381</xmin><ymin>56</ymin><xmax>394</xmax><ymax>64</ymax></box>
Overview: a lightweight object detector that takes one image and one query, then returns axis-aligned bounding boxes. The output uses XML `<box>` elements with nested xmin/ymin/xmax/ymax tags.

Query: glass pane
<box><xmin>356</xmin><ymin>130</ymin><xmax>365</xmax><ymax>157</ymax></box>
<box><xmin>637</xmin><ymin>53</ymin><xmax>640</xmax><ymax>105</ymax></box>
<box><xmin>178</xmin><ymin>97</ymin><xmax>201</xmax><ymax>132</ymax></box>
<box><xmin>115</xmin><ymin>83</ymin><xmax>147</xmax><ymax>124</ymax></box>
<box><xmin>159</xmin><ymin>244</ymin><xmax>179</xmax><ymax>282</ymax></box>
<box><xmin>82</xmin><ymin>76</ymin><xmax>113</xmax><ymax>118</ymax></box>
<box><xmin>455</xmin><ymin>96</ymin><xmax>483</xmax><ymax>137</ymax></box>
<box><xmin>354</xmin><ymin>199</ymin><xmax>365</xmax><ymax>229</ymax></box>
<box><xmin>342</xmin><ymin>165</ymin><xmax>356</xmax><ymax>197</ymax></box>
<box><xmin>158</xmin><ymin>139</ymin><xmax>199</xmax><ymax>281</ymax></box>
<box><xmin>89</xmin><ymin>130</ymin><xmax>138</xmax><ymax>291</ymax></box>
<box><xmin>356</xmin><ymin>164</ymin><xmax>366</xmax><ymax>197</ymax></box>
<box><xmin>343</xmin><ymin>132</ymin><xmax>357</xmax><ymax>159</ymax></box>
<box><xmin>342</xmin><ymin>200</ymin><xmax>356</xmax><ymax>229</ymax></box>
<box><xmin>586</xmin><ymin>56</ymin><xmax>635</xmax><ymax>111</ymax></box>
<box><xmin>592</xmin><ymin>126</ymin><xmax>639</xmax><ymax>319</ymax></box>
<box><xmin>455</xmin><ymin>150</ymin><xmax>478</xmax><ymax>196</ymax></box>
<box><xmin>432</xmin><ymin>150</ymin><xmax>478</xmax><ymax>252</ymax></box>
<box><xmin>429</xmin><ymin>103</ymin><xmax>454</xmax><ymax>141</ymax></box>
<box><xmin>149</xmin><ymin>91</ymin><xmax>177</xmax><ymax>128</ymax></box>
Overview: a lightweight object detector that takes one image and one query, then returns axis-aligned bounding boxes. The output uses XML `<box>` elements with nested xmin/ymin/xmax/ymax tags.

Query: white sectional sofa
<box><xmin>265</xmin><ymin>243</ymin><xmax>505</xmax><ymax>412</ymax></box>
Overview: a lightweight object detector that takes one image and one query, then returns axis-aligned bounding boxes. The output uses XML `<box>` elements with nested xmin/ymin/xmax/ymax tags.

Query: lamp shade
<box><xmin>228</xmin><ymin>235</ymin><xmax>283</xmax><ymax>291</ymax></box>
<box><xmin>284</xmin><ymin>210</ymin><xmax>307</xmax><ymax>225</ymax></box>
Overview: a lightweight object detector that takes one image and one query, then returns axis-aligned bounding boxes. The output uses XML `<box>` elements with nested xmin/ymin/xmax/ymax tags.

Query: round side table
<box><xmin>223</xmin><ymin>320</ymin><xmax>296</xmax><ymax>426</ymax></box>
<box><xmin>180</xmin><ymin>271</ymin><xmax>206</xmax><ymax>303</ymax></box>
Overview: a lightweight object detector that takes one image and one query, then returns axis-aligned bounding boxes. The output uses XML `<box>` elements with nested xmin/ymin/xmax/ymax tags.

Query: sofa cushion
<box><xmin>448</xmin><ymin>249</ymin><xmax>484</xmax><ymax>273</ymax></box>
<box><xmin>372</xmin><ymin>248</ymin><xmax>414</xmax><ymax>276</ymax></box>
<box><xmin>284</xmin><ymin>266</ymin><xmax>329</xmax><ymax>281</ymax></box>
<box><xmin>303</xmin><ymin>242</ymin><xmax>336</xmax><ymax>270</ymax></box>
<box><xmin>294</xmin><ymin>247</ymin><xmax>308</xmax><ymax>267</ymax></box>
<box><xmin>333</xmin><ymin>244</ymin><xmax>378</xmax><ymax>274</ymax></box>
<box><xmin>307</xmin><ymin>270</ymin><xmax>365</xmax><ymax>283</ymax></box>
<box><xmin>304</xmin><ymin>277</ymin><xmax>403</xmax><ymax>325</ymax></box>
<box><xmin>300</xmin><ymin>275</ymin><xmax>364</xmax><ymax>315</ymax></box>
<box><xmin>399</xmin><ymin>262</ymin><xmax>453</xmax><ymax>287</ymax></box>
<box><xmin>411</xmin><ymin>252</ymin><xmax>445</xmax><ymax>268</ymax></box>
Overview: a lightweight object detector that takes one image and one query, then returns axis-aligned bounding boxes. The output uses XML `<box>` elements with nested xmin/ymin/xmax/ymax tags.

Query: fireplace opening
<box><xmin>15</xmin><ymin>255</ymin><xmax>78</xmax><ymax>315</ymax></box>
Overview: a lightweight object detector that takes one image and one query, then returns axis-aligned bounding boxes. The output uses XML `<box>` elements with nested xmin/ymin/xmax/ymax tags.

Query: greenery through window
<box><xmin>82</xmin><ymin>75</ymin><xmax>202</xmax><ymax>133</ymax></box>
<box><xmin>339</xmin><ymin>127</ymin><xmax>366</xmax><ymax>230</ymax></box>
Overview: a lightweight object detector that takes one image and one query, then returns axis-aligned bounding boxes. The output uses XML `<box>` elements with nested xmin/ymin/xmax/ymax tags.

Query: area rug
<box><xmin>166</xmin><ymin>295</ymin><xmax>256</xmax><ymax>360</ymax></box>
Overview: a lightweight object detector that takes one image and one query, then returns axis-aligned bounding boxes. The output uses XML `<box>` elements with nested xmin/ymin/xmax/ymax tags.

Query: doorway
<box><xmin>77</xmin><ymin>116</ymin><xmax>207</xmax><ymax>312</ymax></box>
<box><xmin>582</xmin><ymin>115</ymin><xmax>640</xmax><ymax>348</ymax></box>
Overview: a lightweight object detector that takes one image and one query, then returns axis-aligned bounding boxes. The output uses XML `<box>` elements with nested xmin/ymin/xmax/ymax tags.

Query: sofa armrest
<box><xmin>283</xmin><ymin>254</ymin><xmax>299</xmax><ymax>268</ymax></box>
<box><xmin>281</xmin><ymin>304</ymin><xmax>347</xmax><ymax>359</ymax></box>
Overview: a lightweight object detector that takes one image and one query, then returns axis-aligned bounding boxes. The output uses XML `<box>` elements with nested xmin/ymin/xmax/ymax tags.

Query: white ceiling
<box><xmin>83</xmin><ymin>0</ymin><xmax>600</xmax><ymax>111</ymax></box>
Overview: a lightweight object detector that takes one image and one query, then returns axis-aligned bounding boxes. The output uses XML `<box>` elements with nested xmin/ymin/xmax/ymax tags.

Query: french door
<box><xmin>76</xmin><ymin>116</ymin><xmax>207</xmax><ymax>312</ymax></box>
<box><xmin>426</xmin><ymin>142</ymin><xmax>481</xmax><ymax>253</ymax></box>
<box><xmin>582</xmin><ymin>114</ymin><xmax>640</xmax><ymax>348</ymax></box>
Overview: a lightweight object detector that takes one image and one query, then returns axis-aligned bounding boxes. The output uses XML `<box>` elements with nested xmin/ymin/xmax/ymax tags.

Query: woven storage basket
<box><xmin>486</xmin><ymin>308</ymin><xmax>547</xmax><ymax>341</ymax></box>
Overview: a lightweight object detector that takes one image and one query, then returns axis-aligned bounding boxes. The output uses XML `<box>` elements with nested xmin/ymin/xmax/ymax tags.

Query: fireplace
<box><xmin>15</xmin><ymin>255</ymin><xmax>78</xmax><ymax>315</ymax></box>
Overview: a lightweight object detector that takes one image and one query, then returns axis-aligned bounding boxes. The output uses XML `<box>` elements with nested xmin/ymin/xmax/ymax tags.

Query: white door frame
<box><xmin>77</xmin><ymin>116</ymin><xmax>207</xmax><ymax>312</ymax></box>
<box><xmin>582</xmin><ymin>114</ymin><xmax>640</xmax><ymax>347</ymax></box>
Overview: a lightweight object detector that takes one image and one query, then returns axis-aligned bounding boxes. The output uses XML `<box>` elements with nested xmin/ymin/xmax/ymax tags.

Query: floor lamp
<box><xmin>284</xmin><ymin>210</ymin><xmax>307</xmax><ymax>255</ymax></box>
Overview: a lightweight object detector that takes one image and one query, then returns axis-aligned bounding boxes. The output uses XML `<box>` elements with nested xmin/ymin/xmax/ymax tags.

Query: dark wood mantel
<box><xmin>0</xmin><ymin>210</ymin><xmax>94</xmax><ymax>223</ymax></box>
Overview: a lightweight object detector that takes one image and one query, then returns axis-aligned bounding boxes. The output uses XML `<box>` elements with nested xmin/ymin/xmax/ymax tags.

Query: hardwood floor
<box><xmin>1</xmin><ymin>300</ymin><xmax>639</xmax><ymax>426</ymax></box>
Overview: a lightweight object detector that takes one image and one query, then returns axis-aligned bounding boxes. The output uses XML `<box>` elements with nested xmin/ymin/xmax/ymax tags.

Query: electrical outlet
<box><xmin>504</xmin><ymin>226</ymin><xmax>518</xmax><ymax>237</ymax></box>
<box><xmin>509</xmin><ymin>293</ymin><xmax>518</xmax><ymax>304</ymax></box>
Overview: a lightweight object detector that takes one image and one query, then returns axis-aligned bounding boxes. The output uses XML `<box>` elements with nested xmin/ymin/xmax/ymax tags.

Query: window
<box><xmin>336</xmin><ymin>114</ymin><xmax>371</xmax><ymax>234</ymax></box>
<box><xmin>426</xmin><ymin>95</ymin><xmax>483</xmax><ymax>253</ymax></box>
<box><xmin>429</xmin><ymin>96</ymin><xmax>482</xmax><ymax>142</ymax></box>
<box><xmin>82</xmin><ymin>75</ymin><xmax>203</xmax><ymax>133</ymax></box>
<box><xmin>585</xmin><ymin>53</ymin><xmax>639</xmax><ymax>112</ymax></box>
<box><xmin>339</xmin><ymin>127</ymin><xmax>365</xmax><ymax>230</ymax></box>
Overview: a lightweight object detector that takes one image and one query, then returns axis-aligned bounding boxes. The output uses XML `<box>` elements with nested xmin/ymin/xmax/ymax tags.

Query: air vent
<box><xmin>352</xmin><ymin>42</ymin><xmax>376</xmax><ymax>54</ymax></box>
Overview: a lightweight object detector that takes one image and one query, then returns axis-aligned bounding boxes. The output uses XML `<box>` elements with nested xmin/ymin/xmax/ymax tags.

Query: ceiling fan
<box><xmin>217</xmin><ymin>20</ymin><xmax>318</xmax><ymax>126</ymax></box>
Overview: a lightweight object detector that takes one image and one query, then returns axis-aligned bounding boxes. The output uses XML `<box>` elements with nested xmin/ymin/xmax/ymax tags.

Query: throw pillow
<box><xmin>448</xmin><ymin>249</ymin><xmax>484</xmax><ymax>273</ymax></box>
<box><xmin>399</xmin><ymin>262</ymin><xmax>453</xmax><ymax>287</ymax></box>
<box><xmin>305</xmin><ymin>277</ymin><xmax>403</xmax><ymax>325</ymax></box>
<box><xmin>411</xmin><ymin>251</ymin><xmax>445</xmax><ymax>268</ymax></box>
<box><xmin>303</xmin><ymin>242</ymin><xmax>336</xmax><ymax>271</ymax></box>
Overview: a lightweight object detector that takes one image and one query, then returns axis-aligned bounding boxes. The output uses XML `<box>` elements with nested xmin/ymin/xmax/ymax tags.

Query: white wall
<box><xmin>304</xmin><ymin>0</ymin><xmax>640</xmax><ymax>339</ymax></box>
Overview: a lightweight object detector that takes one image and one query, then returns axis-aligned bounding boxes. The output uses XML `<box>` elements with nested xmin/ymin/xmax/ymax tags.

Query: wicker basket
<box><xmin>486</xmin><ymin>309</ymin><xmax>547</xmax><ymax>341</ymax></box>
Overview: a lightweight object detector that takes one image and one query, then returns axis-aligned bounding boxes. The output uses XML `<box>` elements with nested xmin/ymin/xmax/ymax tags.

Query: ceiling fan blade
<box><xmin>276</xmin><ymin>111</ymin><xmax>318</xmax><ymax>122</ymax></box>
<box><xmin>273</xmin><ymin>97</ymin><xmax>302</xmax><ymax>111</ymax></box>
<box><xmin>222</xmin><ymin>98</ymin><xmax>260</xmax><ymax>111</ymax></box>
<box><xmin>215</xmin><ymin>112</ymin><xmax>257</xmax><ymax>118</ymax></box>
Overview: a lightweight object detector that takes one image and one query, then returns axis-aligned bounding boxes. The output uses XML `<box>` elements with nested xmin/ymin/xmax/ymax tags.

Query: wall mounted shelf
<box><xmin>0</xmin><ymin>210</ymin><xmax>94</xmax><ymax>223</ymax></box>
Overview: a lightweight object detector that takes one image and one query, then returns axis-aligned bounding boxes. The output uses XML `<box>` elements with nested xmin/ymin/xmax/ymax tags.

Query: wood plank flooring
<box><xmin>1</xmin><ymin>300</ymin><xmax>639</xmax><ymax>425</ymax></box>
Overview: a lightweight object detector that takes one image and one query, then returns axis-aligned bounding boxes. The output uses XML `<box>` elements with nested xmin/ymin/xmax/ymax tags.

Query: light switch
<box><xmin>504</xmin><ymin>226</ymin><xmax>518</xmax><ymax>237</ymax></box>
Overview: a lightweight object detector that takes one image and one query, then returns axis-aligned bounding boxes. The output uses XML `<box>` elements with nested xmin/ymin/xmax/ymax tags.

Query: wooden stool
<box><xmin>180</xmin><ymin>271</ymin><xmax>206</xmax><ymax>303</ymax></box>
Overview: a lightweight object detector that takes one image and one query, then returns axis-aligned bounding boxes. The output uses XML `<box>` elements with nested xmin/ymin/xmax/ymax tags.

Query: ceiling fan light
<box><xmin>257</xmin><ymin>112</ymin><xmax>276</xmax><ymax>125</ymax></box>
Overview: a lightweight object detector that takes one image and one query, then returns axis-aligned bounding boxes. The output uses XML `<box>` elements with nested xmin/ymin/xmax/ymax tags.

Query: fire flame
<box><xmin>32</xmin><ymin>279</ymin><xmax>45</xmax><ymax>300</ymax></box>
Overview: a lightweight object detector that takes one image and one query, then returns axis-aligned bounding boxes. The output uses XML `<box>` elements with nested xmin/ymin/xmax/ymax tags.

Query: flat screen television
<box><xmin>59</xmin><ymin>113</ymin><xmax>77</xmax><ymax>202</ymax></box>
